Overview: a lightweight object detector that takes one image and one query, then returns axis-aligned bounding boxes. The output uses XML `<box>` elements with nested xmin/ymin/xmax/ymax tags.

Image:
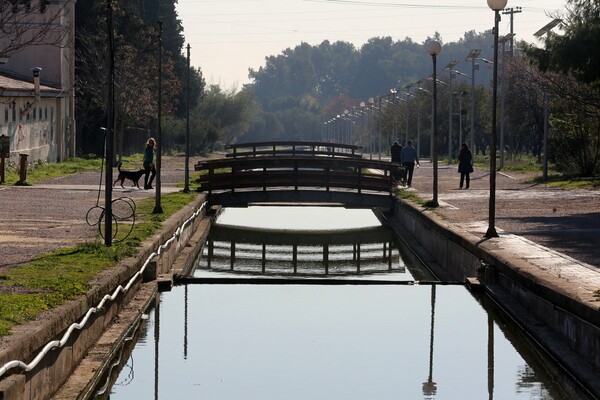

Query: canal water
<box><xmin>105</xmin><ymin>207</ymin><xmax>591</xmax><ymax>399</ymax></box>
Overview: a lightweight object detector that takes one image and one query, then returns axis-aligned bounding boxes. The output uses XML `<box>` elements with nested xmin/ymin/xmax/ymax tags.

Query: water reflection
<box><xmin>102</xmin><ymin>207</ymin><xmax>592</xmax><ymax>399</ymax></box>
<box><xmin>195</xmin><ymin>224</ymin><xmax>423</xmax><ymax>280</ymax></box>
<box><xmin>107</xmin><ymin>285</ymin><xmax>590</xmax><ymax>400</ymax></box>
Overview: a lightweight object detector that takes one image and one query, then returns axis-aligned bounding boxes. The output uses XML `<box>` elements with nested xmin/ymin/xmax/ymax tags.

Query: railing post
<box><xmin>357</xmin><ymin>243</ymin><xmax>361</xmax><ymax>273</ymax></box>
<box><xmin>323</xmin><ymin>244</ymin><xmax>329</xmax><ymax>275</ymax></box>
<box><xmin>294</xmin><ymin>160</ymin><xmax>298</xmax><ymax>191</ymax></box>
<box><xmin>231</xmin><ymin>165</ymin><xmax>235</xmax><ymax>194</ymax></box>
<box><xmin>262</xmin><ymin>243</ymin><xmax>266</xmax><ymax>273</ymax></box>
<box><xmin>325</xmin><ymin>166</ymin><xmax>330</xmax><ymax>192</ymax></box>
<box><xmin>262</xmin><ymin>167</ymin><xmax>267</xmax><ymax>192</ymax></box>
<box><xmin>230</xmin><ymin>242</ymin><xmax>235</xmax><ymax>270</ymax></box>
<box><xmin>208</xmin><ymin>167</ymin><xmax>214</xmax><ymax>195</ymax></box>
<box><xmin>293</xmin><ymin>244</ymin><xmax>298</xmax><ymax>273</ymax></box>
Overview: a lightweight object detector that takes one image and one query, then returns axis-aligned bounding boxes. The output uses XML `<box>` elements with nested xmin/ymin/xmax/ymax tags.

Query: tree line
<box><xmin>73</xmin><ymin>0</ymin><xmax>599</xmax><ymax>177</ymax></box>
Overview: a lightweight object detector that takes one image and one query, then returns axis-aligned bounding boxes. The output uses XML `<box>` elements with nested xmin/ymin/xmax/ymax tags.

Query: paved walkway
<box><xmin>0</xmin><ymin>158</ymin><xmax>185</xmax><ymax>268</ymax></box>
<box><xmin>402</xmin><ymin>161</ymin><xmax>600</xmax><ymax>304</ymax></box>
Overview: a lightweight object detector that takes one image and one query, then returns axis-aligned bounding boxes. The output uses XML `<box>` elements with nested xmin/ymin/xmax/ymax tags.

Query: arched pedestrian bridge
<box><xmin>194</xmin><ymin>141</ymin><xmax>401</xmax><ymax>209</ymax></box>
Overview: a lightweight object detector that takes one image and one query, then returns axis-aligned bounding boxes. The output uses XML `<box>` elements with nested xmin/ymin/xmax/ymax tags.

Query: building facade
<box><xmin>0</xmin><ymin>0</ymin><xmax>76</xmax><ymax>164</ymax></box>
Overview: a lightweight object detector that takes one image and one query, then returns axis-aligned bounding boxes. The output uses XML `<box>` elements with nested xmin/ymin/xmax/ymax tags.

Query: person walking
<box><xmin>390</xmin><ymin>140</ymin><xmax>403</xmax><ymax>184</ymax></box>
<box><xmin>143</xmin><ymin>137</ymin><xmax>156</xmax><ymax>190</ymax></box>
<box><xmin>400</xmin><ymin>140</ymin><xmax>419</xmax><ymax>187</ymax></box>
<box><xmin>458</xmin><ymin>142</ymin><xmax>473</xmax><ymax>189</ymax></box>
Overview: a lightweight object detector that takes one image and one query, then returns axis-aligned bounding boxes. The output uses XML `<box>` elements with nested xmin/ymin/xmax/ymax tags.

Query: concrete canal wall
<box><xmin>0</xmin><ymin>194</ymin><xmax>210</xmax><ymax>400</ymax></box>
<box><xmin>390</xmin><ymin>199</ymin><xmax>600</xmax><ymax>398</ymax></box>
<box><xmin>3</xmin><ymin>193</ymin><xmax>599</xmax><ymax>399</ymax></box>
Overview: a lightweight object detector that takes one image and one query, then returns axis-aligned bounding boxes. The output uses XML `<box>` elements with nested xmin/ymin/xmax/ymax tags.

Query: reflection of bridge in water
<box><xmin>194</xmin><ymin>224</ymin><xmax>429</xmax><ymax>279</ymax></box>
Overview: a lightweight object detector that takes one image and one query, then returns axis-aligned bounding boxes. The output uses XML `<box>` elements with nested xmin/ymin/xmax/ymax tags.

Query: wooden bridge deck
<box><xmin>195</xmin><ymin>141</ymin><xmax>402</xmax><ymax>209</ymax></box>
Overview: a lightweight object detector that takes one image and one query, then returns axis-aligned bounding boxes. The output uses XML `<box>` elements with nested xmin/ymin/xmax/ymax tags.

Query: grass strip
<box><xmin>0</xmin><ymin>191</ymin><xmax>197</xmax><ymax>336</ymax></box>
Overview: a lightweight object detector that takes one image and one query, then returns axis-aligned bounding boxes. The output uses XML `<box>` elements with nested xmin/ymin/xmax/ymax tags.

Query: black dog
<box><xmin>113</xmin><ymin>162</ymin><xmax>146</xmax><ymax>189</ymax></box>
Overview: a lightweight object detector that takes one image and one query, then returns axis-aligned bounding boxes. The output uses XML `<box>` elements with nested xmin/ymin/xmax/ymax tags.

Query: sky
<box><xmin>175</xmin><ymin>0</ymin><xmax>567</xmax><ymax>89</ymax></box>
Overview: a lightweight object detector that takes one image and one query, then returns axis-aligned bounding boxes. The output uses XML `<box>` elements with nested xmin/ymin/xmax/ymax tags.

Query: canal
<box><xmin>104</xmin><ymin>207</ymin><xmax>591</xmax><ymax>399</ymax></box>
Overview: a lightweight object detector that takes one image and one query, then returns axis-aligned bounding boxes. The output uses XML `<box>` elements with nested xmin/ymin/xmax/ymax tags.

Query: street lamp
<box><xmin>466</xmin><ymin>49</ymin><xmax>482</xmax><ymax>152</ymax></box>
<box><xmin>184</xmin><ymin>43</ymin><xmax>191</xmax><ymax>193</ymax></box>
<box><xmin>368</xmin><ymin>97</ymin><xmax>375</xmax><ymax>159</ymax></box>
<box><xmin>425</xmin><ymin>39</ymin><xmax>442</xmax><ymax>207</ymax></box>
<box><xmin>104</xmin><ymin>0</ymin><xmax>115</xmax><ymax>246</ymax></box>
<box><xmin>498</xmin><ymin>33</ymin><xmax>515</xmax><ymax>170</ymax></box>
<box><xmin>404</xmin><ymin>84</ymin><xmax>412</xmax><ymax>145</ymax></box>
<box><xmin>534</xmin><ymin>18</ymin><xmax>562</xmax><ymax>182</ymax></box>
<box><xmin>153</xmin><ymin>20</ymin><xmax>164</xmax><ymax>214</ymax></box>
<box><xmin>485</xmin><ymin>0</ymin><xmax>508</xmax><ymax>238</ymax></box>
<box><xmin>416</xmin><ymin>82</ymin><xmax>430</xmax><ymax>160</ymax></box>
<box><xmin>360</xmin><ymin>101</ymin><xmax>366</xmax><ymax>149</ymax></box>
<box><xmin>442</xmin><ymin>60</ymin><xmax>458</xmax><ymax>163</ymax></box>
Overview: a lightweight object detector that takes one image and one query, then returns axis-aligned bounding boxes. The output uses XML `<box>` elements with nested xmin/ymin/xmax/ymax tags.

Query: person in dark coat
<box><xmin>391</xmin><ymin>141</ymin><xmax>402</xmax><ymax>163</ymax></box>
<box><xmin>390</xmin><ymin>141</ymin><xmax>404</xmax><ymax>184</ymax></box>
<box><xmin>458</xmin><ymin>142</ymin><xmax>474</xmax><ymax>189</ymax></box>
<box><xmin>143</xmin><ymin>137</ymin><xmax>156</xmax><ymax>190</ymax></box>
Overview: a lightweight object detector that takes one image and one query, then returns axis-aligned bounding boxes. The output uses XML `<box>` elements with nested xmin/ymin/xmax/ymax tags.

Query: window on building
<box><xmin>4</xmin><ymin>108</ymin><xmax>8</xmax><ymax>123</ymax></box>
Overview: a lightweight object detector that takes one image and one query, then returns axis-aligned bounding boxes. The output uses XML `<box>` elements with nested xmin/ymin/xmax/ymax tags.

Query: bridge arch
<box><xmin>194</xmin><ymin>141</ymin><xmax>402</xmax><ymax>209</ymax></box>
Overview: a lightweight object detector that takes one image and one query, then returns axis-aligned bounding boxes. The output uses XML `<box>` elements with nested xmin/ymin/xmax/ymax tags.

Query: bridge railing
<box><xmin>194</xmin><ymin>156</ymin><xmax>396</xmax><ymax>195</ymax></box>
<box><xmin>225</xmin><ymin>141</ymin><xmax>362</xmax><ymax>159</ymax></box>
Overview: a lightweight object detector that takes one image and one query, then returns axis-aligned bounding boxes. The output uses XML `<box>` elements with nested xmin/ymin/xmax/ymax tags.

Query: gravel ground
<box><xmin>0</xmin><ymin>156</ymin><xmax>191</xmax><ymax>271</ymax></box>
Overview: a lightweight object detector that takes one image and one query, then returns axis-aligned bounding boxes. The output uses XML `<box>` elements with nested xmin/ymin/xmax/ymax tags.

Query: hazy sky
<box><xmin>176</xmin><ymin>0</ymin><xmax>567</xmax><ymax>89</ymax></box>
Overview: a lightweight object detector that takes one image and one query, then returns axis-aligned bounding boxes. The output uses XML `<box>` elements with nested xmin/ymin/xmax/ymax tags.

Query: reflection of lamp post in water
<box><xmin>488</xmin><ymin>313</ymin><xmax>495</xmax><ymax>399</ymax></box>
<box><xmin>184</xmin><ymin>285</ymin><xmax>188</xmax><ymax>359</ymax></box>
<box><xmin>422</xmin><ymin>285</ymin><xmax>437</xmax><ymax>397</ymax></box>
<box><xmin>154</xmin><ymin>294</ymin><xmax>160</xmax><ymax>400</ymax></box>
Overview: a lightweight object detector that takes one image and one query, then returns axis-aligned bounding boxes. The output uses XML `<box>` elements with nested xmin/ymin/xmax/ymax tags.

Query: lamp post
<box><xmin>457</xmin><ymin>90</ymin><xmax>467</xmax><ymax>147</ymax></box>
<box><xmin>498</xmin><ymin>33</ymin><xmax>515</xmax><ymax>170</ymax></box>
<box><xmin>378</xmin><ymin>97</ymin><xmax>383</xmax><ymax>160</ymax></box>
<box><xmin>104</xmin><ymin>0</ymin><xmax>115</xmax><ymax>246</ymax></box>
<box><xmin>485</xmin><ymin>0</ymin><xmax>507</xmax><ymax>238</ymax></box>
<box><xmin>368</xmin><ymin>97</ymin><xmax>375</xmax><ymax>159</ymax></box>
<box><xmin>442</xmin><ymin>60</ymin><xmax>458</xmax><ymax>163</ymax></box>
<box><xmin>417</xmin><ymin>83</ymin><xmax>430</xmax><ymax>160</ymax></box>
<box><xmin>425</xmin><ymin>40</ymin><xmax>442</xmax><ymax>207</ymax></box>
<box><xmin>360</xmin><ymin>101</ymin><xmax>366</xmax><ymax>149</ymax></box>
<box><xmin>184</xmin><ymin>43</ymin><xmax>191</xmax><ymax>193</ymax></box>
<box><xmin>466</xmin><ymin>49</ymin><xmax>482</xmax><ymax>152</ymax></box>
<box><xmin>404</xmin><ymin>84</ymin><xmax>412</xmax><ymax>145</ymax></box>
<box><xmin>153</xmin><ymin>20</ymin><xmax>163</xmax><ymax>214</ymax></box>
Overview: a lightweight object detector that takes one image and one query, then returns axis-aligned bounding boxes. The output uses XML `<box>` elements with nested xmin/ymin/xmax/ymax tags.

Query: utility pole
<box><xmin>502</xmin><ymin>7</ymin><xmax>522</xmax><ymax>54</ymax></box>
<box><xmin>499</xmin><ymin>6</ymin><xmax>519</xmax><ymax>170</ymax></box>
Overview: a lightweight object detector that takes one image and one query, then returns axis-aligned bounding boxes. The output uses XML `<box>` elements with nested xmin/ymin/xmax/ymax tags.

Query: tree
<box><xmin>76</xmin><ymin>1</ymin><xmax>179</xmax><ymax>156</ymax></box>
<box><xmin>196</xmin><ymin>85</ymin><xmax>256</xmax><ymax>149</ymax></box>
<box><xmin>526</xmin><ymin>0</ymin><xmax>600</xmax><ymax>88</ymax></box>
<box><xmin>75</xmin><ymin>0</ymin><xmax>202</xmax><ymax>156</ymax></box>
